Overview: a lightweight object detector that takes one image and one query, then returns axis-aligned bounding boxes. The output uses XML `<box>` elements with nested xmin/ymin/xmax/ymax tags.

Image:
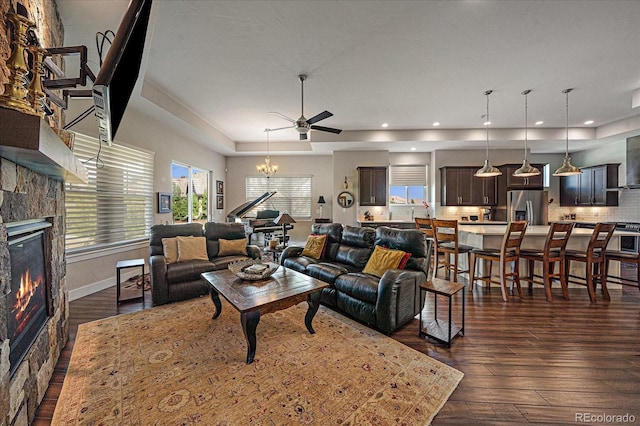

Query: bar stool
<box><xmin>432</xmin><ymin>219</ymin><xmax>474</xmax><ymax>282</ymax></box>
<box><xmin>415</xmin><ymin>218</ymin><xmax>438</xmax><ymax>279</ymax></box>
<box><xmin>604</xmin><ymin>250</ymin><xmax>640</xmax><ymax>292</ymax></box>
<box><xmin>564</xmin><ymin>222</ymin><xmax>616</xmax><ymax>303</ymax></box>
<box><xmin>469</xmin><ymin>221</ymin><xmax>528</xmax><ymax>302</ymax></box>
<box><xmin>520</xmin><ymin>222</ymin><xmax>574</xmax><ymax>302</ymax></box>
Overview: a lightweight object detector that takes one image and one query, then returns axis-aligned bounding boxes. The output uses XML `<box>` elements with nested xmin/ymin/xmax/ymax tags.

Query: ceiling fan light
<box><xmin>513</xmin><ymin>159</ymin><xmax>541</xmax><ymax>177</ymax></box>
<box><xmin>553</xmin><ymin>156</ymin><xmax>582</xmax><ymax>176</ymax></box>
<box><xmin>475</xmin><ymin>159</ymin><xmax>502</xmax><ymax>177</ymax></box>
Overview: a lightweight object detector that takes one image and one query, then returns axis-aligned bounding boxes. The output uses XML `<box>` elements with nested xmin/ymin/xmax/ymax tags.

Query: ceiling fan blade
<box><xmin>269</xmin><ymin>111</ymin><xmax>296</xmax><ymax>124</ymax></box>
<box><xmin>310</xmin><ymin>125</ymin><xmax>342</xmax><ymax>134</ymax></box>
<box><xmin>307</xmin><ymin>110</ymin><xmax>333</xmax><ymax>125</ymax></box>
<box><xmin>268</xmin><ymin>125</ymin><xmax>295</xmax><ymax>132</ymax></box>
<box><xmin>300</xmin><ymin>133</ymin><xmax>308</xmax><ymax>141</ymax></box>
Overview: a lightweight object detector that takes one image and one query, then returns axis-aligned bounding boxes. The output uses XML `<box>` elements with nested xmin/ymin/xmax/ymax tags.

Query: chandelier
<box><xmin>475</xmin><ymin>90</ymin><xmax>502</xmax><ymax>177</ymax></box>
<box><xmin>257</xmin><ymin>128</ymin><xmax>278</xmax><ymax>177</ymax></box>
<box><xmin>553</xmin><ymin>88</ymin><xmax>582</xmax><ymax>176</ymax></box>
<box><xmin>513</xmin><ymin>89</ymin><xmax>541</xmax><ymax>177</ymax></box>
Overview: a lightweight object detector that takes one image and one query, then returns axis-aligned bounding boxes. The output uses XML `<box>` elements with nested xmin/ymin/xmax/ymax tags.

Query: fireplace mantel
<box><xmin>0</xmin><ymin>107</ymin><xmax>88</xmax><ymax>184</ymax></box>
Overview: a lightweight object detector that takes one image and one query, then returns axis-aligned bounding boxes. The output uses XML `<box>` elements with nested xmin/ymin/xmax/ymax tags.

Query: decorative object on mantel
<box><xmin>0</xmin><ymin>12</ymin><xmax>40</xmax><ymax>116</ymax></box>
<box><xmin>475</xmin><ymin>90</ymin><xmax>502</xmax><ymax>177</ymax></box>
<box><xmin>257</xmin><ymin>128</ymin><xmax>278</xmax><ymax>177</ymax></box>
<box><xmin>343</xmin><ymin>175</ymin><xmax>349</xmax><ymax>189</ymax></box>
<box><xmin>553</xmin><ymin>88</ymin><xmax>583</xmax><ymax>176</ymax></box>
<box><xmin>513</xmin><ymin>89</ymin><xmax>541</xmax><ymax>177</ymax></box>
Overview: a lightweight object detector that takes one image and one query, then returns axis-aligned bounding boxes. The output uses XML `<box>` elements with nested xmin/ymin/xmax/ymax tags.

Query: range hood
<box><xmin>626</xmin><ymin>136</ymin><xmax>640</xmax><ymax>189</ymax></box>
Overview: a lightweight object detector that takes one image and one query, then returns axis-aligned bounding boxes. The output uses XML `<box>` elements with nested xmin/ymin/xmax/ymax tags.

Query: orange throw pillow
<box><xmin>162</xmin><ymin>237</ymin><xmax>179</xmax><ymax>264</ymax></box>
<box><xmin>301</xmin><ymin>234</ymin><xmax>328</xmax><ymax>259</ymax></box>
<box><xmin>176</xmin><ymin>236</ymin><xmax>209</xmax><ymax>262</ymax></box>
<box><xmin>362</xmin><ymin>245</ymin><xmax>407</xmax><ymax>278</ymax></box>
<box><xmin>218</xmin><ymin>238</ymin><xmax>248</xmax><ymax>256</ymax></box>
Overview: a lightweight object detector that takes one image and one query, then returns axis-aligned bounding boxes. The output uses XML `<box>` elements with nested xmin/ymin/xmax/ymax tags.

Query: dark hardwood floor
<box><xmin>34</xmin><ymin>275</ymin><xmax>640</xmax><ymax>425</ymax></box>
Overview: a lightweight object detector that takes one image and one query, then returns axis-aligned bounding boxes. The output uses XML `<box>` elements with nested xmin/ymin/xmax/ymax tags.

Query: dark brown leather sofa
<box><xmin>280</xmin><ymin>223</ymin><xmax>432</xmax><ymax>334</ymax></box>
<box><xmin>149</xmin><ymin>222</ymin><xmax>261</xmax><ymax>306</ymax></box>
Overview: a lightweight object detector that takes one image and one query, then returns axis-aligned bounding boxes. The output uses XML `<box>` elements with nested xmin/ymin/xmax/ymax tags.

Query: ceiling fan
<box><xmin>269</xmin><ymin>74</ymin><xmax>342</xmax><ymax>140</ymax></box>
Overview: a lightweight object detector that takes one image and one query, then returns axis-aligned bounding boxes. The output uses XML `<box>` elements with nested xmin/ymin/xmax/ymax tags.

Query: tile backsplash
<box><xmin>552</xmin><ymin>190</ymin><xmax>640</xmax><ymax>223</ymax></box>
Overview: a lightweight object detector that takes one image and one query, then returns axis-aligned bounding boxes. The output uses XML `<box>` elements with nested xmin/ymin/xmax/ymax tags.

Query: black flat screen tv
<box><xmin>93</xmin><ymin>0</ymin><xmax>152</xmax><ymax>145</ymax></box>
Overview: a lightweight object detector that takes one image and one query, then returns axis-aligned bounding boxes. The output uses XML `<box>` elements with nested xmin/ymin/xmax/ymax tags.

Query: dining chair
<box><xmin>415</xmin><ymin>217</ymin><xmax>440</xmax><ymax>279</ymax></box>
<box><xmin>564</xmin><ymin>222</ymin><xmax>617</xmax><ymax>303</ymax></box>
<box><xmin>468</xmin><ymin>221</ymin><xmax>528</xmax><ymax>302</ymax></box>
<box><xmin>520</xmin><ymin>222</ymin><xmax>574</xmax><ymax>302</ymax></box>
<box><xmin>604</xmin><ymin>250</ymin><xmax>640</xmax><ymax>292</ymax></box>
<box><xmin>431</xmin><ymin>219</ymin><xmax>474</xmax><ymax>282</ymax></box>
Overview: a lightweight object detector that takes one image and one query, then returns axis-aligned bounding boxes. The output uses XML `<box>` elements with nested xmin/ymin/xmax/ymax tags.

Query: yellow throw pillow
<box><xmin>218</xmin><ymin>238</ymin><xmax>248</xmax><ymax>256</ymax></box>
<box><xmin>176</xmin><ymin>236</ymin><xmax>209</xmax><ymax>262</ymax></box>
<box><xmin>162</xmin><ymin>237</ymin><xmax>179</xmax><ymax>264</ymax></box>
<box><xmin>362</xmin><ymin>245</ymin><xmax>407</xmax><ymax>278</ymax></box>
<box><xmin>301</xmin><ymin>234</ymin><xmax>328</xmax><ymax>259</ymax></box>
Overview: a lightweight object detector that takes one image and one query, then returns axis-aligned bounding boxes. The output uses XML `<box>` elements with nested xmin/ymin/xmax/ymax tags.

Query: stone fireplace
<box><xmin>0</xmin><ymin>161</ymin><xmax>68</xmax><ymax>425</ymax></box>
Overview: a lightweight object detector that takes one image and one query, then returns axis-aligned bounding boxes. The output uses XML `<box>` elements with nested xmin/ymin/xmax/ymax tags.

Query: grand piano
<box><xmin>226</xmin><ymin>191</ymin><xmax>294</xmax><ymax>244</ymax></box>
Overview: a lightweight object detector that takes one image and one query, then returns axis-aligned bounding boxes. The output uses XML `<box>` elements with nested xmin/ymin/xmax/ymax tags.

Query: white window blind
<box><xmin>389</xmin><ymin>165</ymin><xmax>427</xmax><ymax>186</ymax></box>
<box><xmin>65</xmin><ymin>134</ymin><xmax>155</xmax><ymax>251</ymax></box>
<box><xmin>245</xmin><ymin>176</ymin><xmax>312</xmax><ymax>218</ymax></box>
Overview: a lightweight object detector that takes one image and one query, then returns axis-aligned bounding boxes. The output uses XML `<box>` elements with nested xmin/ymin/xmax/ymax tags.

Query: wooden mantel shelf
<box><xmin>0</xmin><ymin>107</ymin><xmax>88</xmax><ymax>184</ymax></box>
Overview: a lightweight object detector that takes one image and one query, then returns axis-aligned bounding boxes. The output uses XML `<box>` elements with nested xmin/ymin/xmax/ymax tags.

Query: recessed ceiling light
<box><xmin>381</xmin><ymin>123</ymin><xmax>389</xmax><ymax>128</ymax></box>
<box><xmin>584</xmin><ymin>120</ymin><xmax>594</xmax><ymax>125</ymax></box>
<box><xmin>410</xmin><ymin>147</ymin><xmax>416</xmax><ymax>151</ymax></box>
<box><xmin>535</xmin><ymin>121</ymin><xmax>544</xmax><ymax>125</ymax></box>
<box><xmin>433</xmin><ymin>122</ymin><xmax>440</xmax><ymax>127</ymax></box>
<box><xmin>483</xmin><ymin>121</ymin><xmax>491</xmax><ymax>126</ymax></box>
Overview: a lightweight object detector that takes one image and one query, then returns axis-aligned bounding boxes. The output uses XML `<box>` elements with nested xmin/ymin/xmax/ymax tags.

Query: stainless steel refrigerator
<box><xmin>507</xmin><ymin>190</ymin><xmax>548</xmax><ymax>225</ymax></box>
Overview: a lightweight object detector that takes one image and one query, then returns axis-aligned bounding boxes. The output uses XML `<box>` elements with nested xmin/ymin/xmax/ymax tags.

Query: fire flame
<box><xmin>13</xmin><ymin>269</ymin><xmax>43</xmax><ymax>315</ymax></box>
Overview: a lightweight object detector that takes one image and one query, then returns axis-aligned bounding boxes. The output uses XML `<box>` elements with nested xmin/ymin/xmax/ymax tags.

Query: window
<box><xmin>171</xmin><ymin>163</ymin><xmax>210</xmax><ymax>224</ymax></box>
<box><xmin>65</xmin><ymin>134</ymin><xmax>155</xmax><ymax>252</ymax></box>
<box><xmin>389</xmin><ymin>165</ymin><xmax>428</xmax><ymax>205</ymax></box>
<box><xmin>245</xmin><ymin>176</ymin><xmax>312</xmax><ymax>218</ymax></box>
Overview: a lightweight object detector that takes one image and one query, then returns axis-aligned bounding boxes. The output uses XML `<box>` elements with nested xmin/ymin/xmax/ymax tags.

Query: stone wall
<box><xmin>0</xmin><ymin>1</ymin><xmax>68</xmax><ymax>425</ymax></box>
<box><xmin>0</xmin><ymin>159</ymin><xmax>68</xmax><ymax>426</ymax></box>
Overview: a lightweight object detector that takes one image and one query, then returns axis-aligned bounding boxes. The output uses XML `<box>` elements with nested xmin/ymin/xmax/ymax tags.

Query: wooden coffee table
<box><xmin>201</xmin><ymin>267</ymin><xmax>329</xmax><ymax>364</ymax></box>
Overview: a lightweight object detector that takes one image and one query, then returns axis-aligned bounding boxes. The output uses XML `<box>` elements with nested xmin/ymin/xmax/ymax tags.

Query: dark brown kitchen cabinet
<box><xmin>559</xmin><ymin>163</ymin><xmax>619</xmax><ymax>206</ymax></box>
<box><xmin>440</xmin><ymin>167</ymin><xmax>496</xmax><ymax>206</ymax></box>
<box><xmin>358</xmin><ymin>166</ymin><xmax>387</xmax><ymax>206</ymax></box>
<box><xmin>499</xmin><ymin>164</ymin><xmax>545</xmax><ymax>189</ymax></box>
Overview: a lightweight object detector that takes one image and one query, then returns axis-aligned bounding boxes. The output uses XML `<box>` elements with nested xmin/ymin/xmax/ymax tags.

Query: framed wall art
<box><xmin>216</xmin><ymin>180</ymin><xmax>224</xmax><ymax>195</ymax></box>
<box><xmin>158</xmin><ymin>192</ymin><xmax>172</xmax><ymax>213</ymax></box>
<box><xmin>216</xmin><ymin>195</ymin><xmax>224</xmax><ymax>210</ymax></box>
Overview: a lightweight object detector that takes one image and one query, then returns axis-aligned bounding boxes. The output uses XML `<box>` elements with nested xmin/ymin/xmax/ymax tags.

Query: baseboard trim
<box><xmin>68</xmin><ymin>269</ymin><xmax>141</xmax><ymax>302</ymax></box>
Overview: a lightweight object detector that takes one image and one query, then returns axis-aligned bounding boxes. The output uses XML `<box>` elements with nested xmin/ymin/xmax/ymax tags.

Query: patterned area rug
<box><xmin>53</xmin><ymin>297</ymin><xmax>463</xmax><ymax>425</ymax></box>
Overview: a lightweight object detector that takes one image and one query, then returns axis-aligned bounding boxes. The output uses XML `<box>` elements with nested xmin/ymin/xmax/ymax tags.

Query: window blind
<box><xmin>246</xmin><ymin>176</ymin><xmax>312</xmax><ymax>218</ymax></box>
<box><xmin>389</xmin><ymin>165</ymin><xmax>427</xmax><ymax>186</ymax></box>
<box><xmin>65</xmin><ymin>134</ymin><xmax>155</xmax><ymax>251</ymax></box>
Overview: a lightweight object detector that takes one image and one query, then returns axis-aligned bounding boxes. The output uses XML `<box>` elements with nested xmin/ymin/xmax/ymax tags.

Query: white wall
<box><xmin>65</xmin><ymin>101</ymin><xmax>227</xmax><ymax>298</ymax></box>
<box><xmin>225</xmin><ymin>155</ymin><xmax>333</xmax><ymax>243</ymax></box>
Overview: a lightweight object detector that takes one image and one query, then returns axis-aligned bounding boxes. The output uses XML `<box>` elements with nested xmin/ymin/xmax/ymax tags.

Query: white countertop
<box><xmin>459</xmin><ymin>224</ymin><xmax>637</xmax><ymax>237</ymax></box>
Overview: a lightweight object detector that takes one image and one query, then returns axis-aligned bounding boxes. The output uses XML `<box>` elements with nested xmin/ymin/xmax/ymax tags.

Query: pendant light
<box><xmin>513</xmin><ymin>89</ymin><xmax>541</xmax><ymax>177</ymax></box>
<box><xmin>553</xmin><ymin>88</ymin><xmax>582</xmax><ymax>176</ymax></box>
<box><xmin>475</xmin><ymin>90</ymin><xmax>502</xmax><ymax>177</ymax></box>
<box><xmin>257</xmin><ymin>128</ymin><xmax>278</xmax><ymax>177</ymax></box>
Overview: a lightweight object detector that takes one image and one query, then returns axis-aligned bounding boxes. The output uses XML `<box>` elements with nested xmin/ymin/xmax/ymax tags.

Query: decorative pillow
<box><xmin>218</xmin><ymin>238</ymin><xmax>248</xmax><ymax>256</ymax></box>
<box><xmin>301</xmin><ymin>234</ymin><xmax>328</xmax><ymax>259</ymax></box>
<box><xmin>176</xmin><ymin>236</ymin><xmax>209</xmax><ymax>262</ymax></box>
<box><xmin>362</xmin><ymin>245</ymin><xmax>407</xmax><ymax>278</ymax></box>
<box><xmin>398</xmin><ymin>251</ymin><xmax>412</xmax><ymax>269</ymax></box>
<box><xmin>162</xmin><ymin>237</ymin><xmax>179</xmax><ymax>264</ymax></box>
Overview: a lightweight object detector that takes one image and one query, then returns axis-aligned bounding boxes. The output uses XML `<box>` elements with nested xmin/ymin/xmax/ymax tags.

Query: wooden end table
<box><xmin>419</xmin><ymin>277</ymin><xmax>465</xmax><ymax>347</ymax></box>
<box><xmin>201</xmin><ymin>267</ymin><xmax>329</xmax><ymax>364</ymax></box>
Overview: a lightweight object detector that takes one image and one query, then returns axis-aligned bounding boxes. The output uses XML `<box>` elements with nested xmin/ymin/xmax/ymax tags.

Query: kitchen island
<box><xmin>457</xmin><ymin>224</ymin><xmax>636</xmax><ymax>289</ymax></box>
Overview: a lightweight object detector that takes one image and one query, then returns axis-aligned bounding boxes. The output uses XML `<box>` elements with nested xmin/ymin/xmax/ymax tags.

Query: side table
<box><xmin>419</xmin><ymin>277</ymin><xmax>465</xmax><ymax>347</ymax></box>
<box><xmin>264</xmin><ymin>247</ymin><xmax>284</xmax><ymax>263</ymax></box>
<box><xmin>116</xmin><ymin>258</ymin><xmax>145</xmax><ymax>304</ymax></box>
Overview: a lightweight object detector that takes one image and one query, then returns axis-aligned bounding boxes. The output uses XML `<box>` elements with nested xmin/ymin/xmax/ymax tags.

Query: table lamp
<box><xmin>274</xmin><ymin>213</ymin><xmax>296</xmax><ymax>247</ymax></box>
<box><xmin>317</xmin><ymin>195</ymin><xmax>326</xmax><ymax>219</ymax></box>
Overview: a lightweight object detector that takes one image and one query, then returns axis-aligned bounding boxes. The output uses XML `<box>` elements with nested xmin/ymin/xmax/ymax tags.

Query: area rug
<box><xmin>52</xmin><ymin>296</ymin><xmax>463</xmax><ymax>425</ymax></box>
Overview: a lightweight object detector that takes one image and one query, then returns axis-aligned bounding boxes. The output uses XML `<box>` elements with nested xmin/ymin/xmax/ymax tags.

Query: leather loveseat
<box><xmin>280</xmin><ymin>223</ymin><xmax>432</xmax><ymax>334</ymax></box>
<box><xmin>149</xmin><ymin>222</ymin><xmax>261</xmax><ymax>306</ymax></box>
